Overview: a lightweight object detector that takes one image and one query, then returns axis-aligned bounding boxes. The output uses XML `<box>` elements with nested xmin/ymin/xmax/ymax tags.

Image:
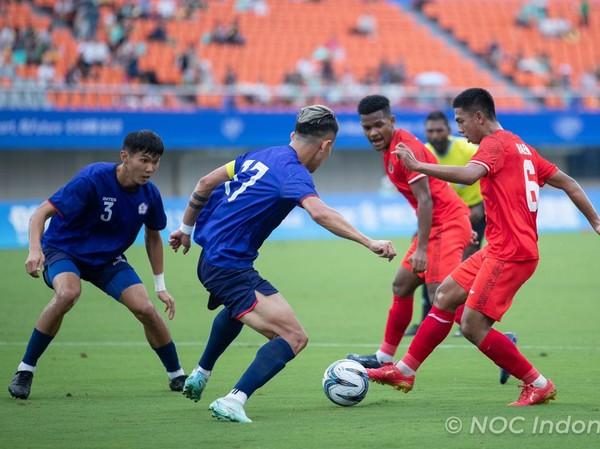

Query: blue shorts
<box><xmin>43</xmin><ymin>247</ymin><xmax>142</xmax><ymax>300</ymax></box>
<box><xmin>197</xmin><ymin>253</ymin><xmax>278</xmax><ymax>319</ymax></box>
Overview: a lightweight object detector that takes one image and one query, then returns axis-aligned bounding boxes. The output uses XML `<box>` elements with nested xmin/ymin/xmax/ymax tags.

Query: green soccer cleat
<box><xmin>182</xmin><ymin>370</ymin><xmax>208</xmax><ymax>402</ymax></box>
<box><xmin>209</xmin><ymin>397</ymin><xmax>252</xmax><ymax>423</ymax></box>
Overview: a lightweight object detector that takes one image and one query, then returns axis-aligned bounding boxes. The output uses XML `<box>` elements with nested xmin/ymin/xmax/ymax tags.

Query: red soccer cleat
<box><xmin>366</xmin><ymin>364</ymin><xmax>415</xmax><ymax>393</ymax></box>
<box><xmin>509</xmin><ymin>380</ymin><xmax>557</xmax><ymax>406</ymax></box>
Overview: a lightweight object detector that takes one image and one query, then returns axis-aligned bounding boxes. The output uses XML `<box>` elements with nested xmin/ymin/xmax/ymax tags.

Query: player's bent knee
<box><xmin>433</xmin><ymin>286</ymin><xmax>452</xmax><ymax>310</ymax></box>
<box><xmin>459</xmin><ymin>321</ymin><xmax>477</xmax><ymax>342</ymax></box>
<box><xmin>54</xmin><ymin>286</ymin><xmax>81</xmax><ymax>309</ymax></box>
<box><xmin>459</xmin><ymin>318</ymin><xmax>487</xmax><ymax>344</ymax></box>
<box><xmin>130</xmin><ymin>301</ymin><xmax>159</xmax><ymax>321</ymax></box>
<box><xmin>282</xmin><ymin>329</ymin><xmax>308</xmax><ymax>354</ymax></box>
<box><xmin>433</xmin><ymin>279</ymin><xmax>464</xmax><ymax>311</ymax></box>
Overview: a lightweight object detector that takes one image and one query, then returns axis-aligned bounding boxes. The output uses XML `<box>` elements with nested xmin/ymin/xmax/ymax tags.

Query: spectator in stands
<box><xmin>104</xmin><ymin>11</ymin><xmax>126</xmax><ymax>50</ymax></box>
<box><xmin>350</xmin><ymin>12</ymin><xmax>377</xmax><ymax>37</ymax></box>
<box><xmin>78</xmin><ymin>37</ymin><xmax>110</xmax><ymax>66</ymax></box>
<box><xmin>515</xmin><ymin>0</ymin><xmax>547</xmax><ymax>28</ymax></box>
<box><xmin>209</xmin><ymin>20</ymin><xmax>229</xmax><ymax>44</ymax></box>
<box><xmin>580</xmin><ymin>70</ymin><xmax>598</xmax><ymax>94</ymax></box>
<box><xmin>178</xmin><ymin>44</ymin><xmax>196</xmax><ymax>73</ymax></box>
<box><xmin>377</xmin><ymin>58</ymin><xmax>406</xmax><ymax>85</ymax></box>
<box><xmin>223</xmin><ymin>66</ymin><xmax>238</xmax><ymax>109</ymax></box>
<box><xmin>236</xmin><ymin>0</ymin><xmax>269</xmax><ymax>16</ymax></box>
<box><xmin>483</xmin><ymin>41</ymin><xmax>502</xmax><ymax>69</ymax></box>
<box><xmin>321</xmin><ymin>58</ymin><xmax>336</xmax><ymax>83</ymax></box>
<box><xmin>148</xmin><ymin>19</ymin><xmax>168</xmax><ymax>42</ymax></box>
<box><xmin>181</xmin><ymin>0</ymin><xmax>208</xmax><ymax>19</ymax></box>
<box><xmin>37</xmin><ymin>54</ymin><xmax>56</xmax><ymax>87</ymax></box>
<box><xmin>73</xmin><ymin>0</ymin><xmax>99</xmax><ymax>40</ymax></box>
<box><xmin>157</xmin><ymin>0</ymin><xmax>177</xmax><ymax>19</ymax></box>
<box><xmin>65</xmin><ymin>55</ymin><xmax>89</xmax><ymax>85</ymax></box>
<box><xmin>538</xmin><ymin>16</ymin><xmax>572</xmax><ymax>38</ymax></box>
<box><xmin>224</xmin><ymin>17</ymin><xmax>245</xmax><ymax>45</ymax></box>
<box><xmin>0</xmin><ymin>26</ymin><xmax>15</xmax><ymax>52</ymax></box>
<box><xmin>54</xmin><ymin>0</ymin><xmax>76</xmax><ymax>27</ymax></box>
<box><xmin>579</xmin><ymin>0</ymin><xmax>590</xmax><ymax>27</ymax></box>
<box><xmin>517</xmin><ymin>52</ymin><xmax>551</xmax><ymax>75</ymax></box>
<box><xmin>0</xmin><ymin>49</ymin><xmax>16</xmax><ymax>81</ymax></box>
<box><xmin>549</xmin><ymin>63</ymin><xmax>573</xmax><ymax>89</ymax></box>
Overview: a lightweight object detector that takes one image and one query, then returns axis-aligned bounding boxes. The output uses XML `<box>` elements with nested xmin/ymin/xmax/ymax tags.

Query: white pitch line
<box><xmin>0</xmin><ymin>341</ymin><xmax>598</xmax><ymax>350</ymax></box>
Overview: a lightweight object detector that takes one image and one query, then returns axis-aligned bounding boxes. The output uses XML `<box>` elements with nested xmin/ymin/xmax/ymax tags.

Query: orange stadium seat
<box><xmin>11</xmin><ymin>0</ymin><xmax>596</xmax><ymax>110</ymax></box>
<box><xmin>423</xmin><ymin>0</ymin><xmax>600</xmax><ymax>107</ymax></box>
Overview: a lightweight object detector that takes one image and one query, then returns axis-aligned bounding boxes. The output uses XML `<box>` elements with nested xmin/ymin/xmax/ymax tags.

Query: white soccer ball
<box><xmin>322</xmin><ymin>359</ymin><xmax>369</xmax><ymax>407</ymax></box>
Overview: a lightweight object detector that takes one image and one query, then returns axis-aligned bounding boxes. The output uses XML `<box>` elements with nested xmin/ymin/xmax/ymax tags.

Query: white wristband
<box><xmin>153</xmin><ymin>273</ymin><xmax>166</xmax><ymax>292</ymax></box>
<box><xmin>179</xmin><ymin>223</ymin><xmax>194</xmax><ymax>235</ymax></box>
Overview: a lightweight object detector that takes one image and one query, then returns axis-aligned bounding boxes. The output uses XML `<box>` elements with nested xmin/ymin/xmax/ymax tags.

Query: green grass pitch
<box><xmin>1</xmin><ymin>233</ymin><xmax>599</xmax><ymax>449</ymax></box>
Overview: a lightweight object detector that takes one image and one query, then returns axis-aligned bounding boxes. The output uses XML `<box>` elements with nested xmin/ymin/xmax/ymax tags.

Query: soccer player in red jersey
<box><xmin>347</xmin><ymin>95</ymin><xmax>473</xmax><ymax>369</ymax></box>
<box><xmin>370</xmin><ymin>88</ymin><xmax>600</xmax><ymax>406</ymax></box>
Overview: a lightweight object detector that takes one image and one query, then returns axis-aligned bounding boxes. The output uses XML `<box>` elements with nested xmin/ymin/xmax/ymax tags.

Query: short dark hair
<box><xmin>295</xmin><ymin>105</ymin><xmax>339</xmax><ymax>139</ymax></box>
<box><xmin>452</xmin><ymin>88</ymin><xmax>496</xmax><ymax>120</ymax></box>
<box><xmin>123</xmin><ymin>130</ymin><xmax>165</xmax><ymax>157</ymax></box>
<box><xmin>425</xmin><ymin>110</ymin><xmax>450</xmax><ymax>127</ymax></box>
<box><xmin>357</xmin><ymin>95</ymin><xmax>391</xmax><ymax>116</ymax></box>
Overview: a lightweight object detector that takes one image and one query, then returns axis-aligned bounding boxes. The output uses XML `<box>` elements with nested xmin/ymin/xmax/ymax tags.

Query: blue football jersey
<box><xmin>194</xmin><ymin>145</ymin><xmax>318</xmax><ymax>268</ymax></box>
<box><xmin>42</xmin><ymin>162</ymin><xmax>167</xmax><ymax>265</ymax></box>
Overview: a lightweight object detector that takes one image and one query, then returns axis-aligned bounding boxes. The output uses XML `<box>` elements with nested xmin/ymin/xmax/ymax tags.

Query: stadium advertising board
<box><xmin>1</xmin><ymin>189</ymin><xmax>598</xmax><ymax>249</ymax></box>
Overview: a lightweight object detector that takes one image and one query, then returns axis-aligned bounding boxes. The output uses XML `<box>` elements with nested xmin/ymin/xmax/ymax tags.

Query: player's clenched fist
<box><xmin>369</xmin><ymin>240</ymin><xmax>396</xmax><ymax>261</ymax></box>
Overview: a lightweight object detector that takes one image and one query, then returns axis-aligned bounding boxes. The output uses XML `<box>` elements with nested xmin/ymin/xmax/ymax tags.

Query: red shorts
<box><xmin>401</xmin><ymin>214</ymin><xmax>472</xmax><ymax>284</ymax></box>
<box><xmin>451</xmin><ymin>247</ymin><xmax>538</xmax><ymax>321</ymax></box>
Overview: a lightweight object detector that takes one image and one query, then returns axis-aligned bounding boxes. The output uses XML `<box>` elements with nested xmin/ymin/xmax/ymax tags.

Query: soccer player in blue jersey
<box><xmin>8</xmin><ymin>130</ymin><xmax>186</xmax><ymax>399</ymax></box>
<box><xmin>169</xmin><ymin>105</ymin><xmax>397</xmax><ymax>423</ymax></box>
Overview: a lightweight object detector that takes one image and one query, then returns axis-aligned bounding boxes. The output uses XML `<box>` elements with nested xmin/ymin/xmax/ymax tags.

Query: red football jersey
<box><xmin>384</xmin><ymin>129</ymin><xmax>468</xmax><ymax>226</ymax></box>
<box><xmin>470</xmin><ymin>130</ymin><xmax>558</xmax><ymax>261</ymax></box>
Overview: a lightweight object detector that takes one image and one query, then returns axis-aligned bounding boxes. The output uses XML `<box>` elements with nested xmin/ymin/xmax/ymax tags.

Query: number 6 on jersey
<box><xmin>523</xmin><ymin>160</ymin><xmax>539</xmax><ymax>212</ymax></box>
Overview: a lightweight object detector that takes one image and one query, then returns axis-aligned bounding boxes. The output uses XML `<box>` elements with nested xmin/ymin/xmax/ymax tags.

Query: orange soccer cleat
<box><xmin>366</xmin><ymin>364</ymin><xmax>415</xmax><ymax>393</ymax></box>
<box><xmin>509</xmin><ymin>380</ymin><xmax>557</xmax><ymax>406</ymax></box>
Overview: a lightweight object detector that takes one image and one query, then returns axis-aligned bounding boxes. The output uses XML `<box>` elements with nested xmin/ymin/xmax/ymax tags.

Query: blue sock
<box><xmin>22</xmin><ymin>328</ymin><xmax>54</xmax><ymax>367</ymax></box>
<box><xmin>199</xmin><ymin>308</ymin><xmax>243</xmax><ymax>370</ymax></box>
<box><xmin>234</xmin><ymin>337</ymin><xmax>295</xmax><ymax>398</ymax></box>
<box><xmin>152</xmin><ymin>341</ymin><xmax>181</xmax><ymax>373</ymax></box>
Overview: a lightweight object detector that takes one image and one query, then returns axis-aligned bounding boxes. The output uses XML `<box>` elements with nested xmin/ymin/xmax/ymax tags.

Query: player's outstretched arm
<box><xmin>169</xmin><ymin>164</ymin><xmax>231</xmax><ymax>254</ymax></box>
<box><xmin>145</xmin><ymin>227</ymin><xmax>175</xmax><ymax>319</ymax></box>
<box><xmin>25</xmin><ymin>201</ymin><xmax>57</xmax><ymax>278</ymax></box>
<box><xmin>393</xmin><ymin>143</ymin><xmax>487</xmax><ymax>185</ymax></box>
<box><xmin>546</xmin><ymin>170</ymin><xmax>600</xmax><ymax>234</ymax></box>
<box><xmin>301</xmin><ymin>196</ymin><xmax>396</xmax><ymax>261</ymax></box>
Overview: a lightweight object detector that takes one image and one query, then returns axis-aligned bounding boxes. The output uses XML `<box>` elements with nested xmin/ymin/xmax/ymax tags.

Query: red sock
<box><xmin>478</xmin><ymin>328</ymin><xmax>539</xmax><ymax>384</ymax></box>
<box><xmin>453</xmin><ymin>304</ymin><xmax>465</xmax><ymax>325</ymax></box>
<box><xmin>380</xmin><ymin>295</ymin><xmax>413</xmax><ymax>356</ymax></box>
<box><xmin>401</xmin><ymin>306</ymin><xmax>454</xmax><ymax>371</ymax></box>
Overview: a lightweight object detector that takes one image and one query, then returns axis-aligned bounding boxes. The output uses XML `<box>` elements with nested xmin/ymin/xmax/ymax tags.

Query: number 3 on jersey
<box><xmin>225</xmin><ymin>160</ymin><xmax>269</xmax><ymax>202</ymax></box>
<box><xmin>523</xmin><ymin>160</ymin><xmax>539</xmax><ymax>212</ymax></box>
<box><xmin>100</xmin><ymin>200</ymin><xmax>114</xmax><ymax>221</ymax></box>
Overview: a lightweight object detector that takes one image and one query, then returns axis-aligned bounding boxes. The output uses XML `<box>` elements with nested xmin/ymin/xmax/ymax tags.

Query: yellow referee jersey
<box><xmin>425</xmin><ymin>136</ymin><xmax>483</xmax><ymax>207</ymax></box>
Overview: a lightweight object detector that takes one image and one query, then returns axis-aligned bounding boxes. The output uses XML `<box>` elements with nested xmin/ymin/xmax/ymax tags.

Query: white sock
<box><xmin>192</xmin><ymin>366</ymin><xmax>211</xmax><ymax>378</ymax></box>
<box><xmin>17</xmin><ymin>362</ymin><xmax>36</xmax><ymax>373</ymax></box>
<box><xmin>376</xmin><ymin>350</ymin><xmax>394</xmax><ymax>364</ymax></box>
<box><xmin>226</xmin><ymin>389</ymin><xmax>248</xmax><ymax>406</ymax></box>
<box><xmin>167</xmin><ymin>368</ymin><xmax>185</xmax><ymax>380</ymax></box>
<box><xmin>395</xmin><ymin>360</ymin><xmax>415</xmax><ymax>376</ymax></box>
<box><xmin>531</xmin><ymin>374</ymin><xmax>548</xmax><ymax>388</ymax></box>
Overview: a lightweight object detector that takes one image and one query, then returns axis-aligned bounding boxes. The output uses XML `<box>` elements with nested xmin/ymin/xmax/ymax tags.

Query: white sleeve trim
<box><xmin>469</xmin><ymin>160</ymin><xmax>490</xmax><ymax>173</ymax></box>
<box><xmin>407</xmin><ymin>173</ymin><xmax>427</xmax><ymax>184</ymax></box>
